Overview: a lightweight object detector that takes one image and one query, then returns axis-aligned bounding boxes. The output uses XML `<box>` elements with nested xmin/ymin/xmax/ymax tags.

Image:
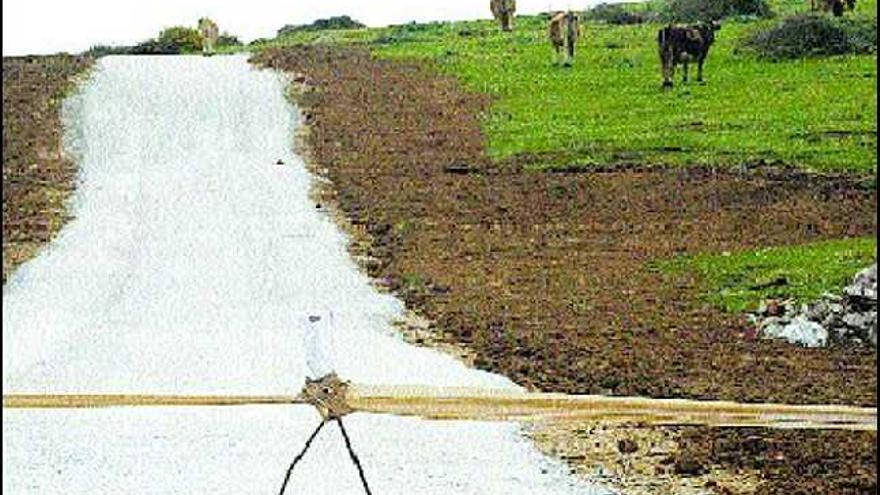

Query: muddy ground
<box><xmin>2</xmin><ymin>55</ymin><xmax>93</xmax><ymax>283</ymax></box>
<box><xmin>254</xmin><ymin>45</ymin><xmax>876</xmax><ymax>494</ymax></box>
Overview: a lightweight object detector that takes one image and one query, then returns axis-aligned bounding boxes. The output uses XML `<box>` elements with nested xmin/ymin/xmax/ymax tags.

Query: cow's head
<box><xmin>698</xmin><ymin>20</ymin><xmax>721</xmax><ymax>46</ymax></box>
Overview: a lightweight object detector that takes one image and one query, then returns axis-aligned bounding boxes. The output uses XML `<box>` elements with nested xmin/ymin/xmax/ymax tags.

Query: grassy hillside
<box><xmin>658</xmin><ymin>236</ymin><xmax>877</xmax><ymax>312</ymax></box>
<box><xmin>256</xmin><ymin>1</ymin><xmax>876</xmax><ymax>173</ymax></box>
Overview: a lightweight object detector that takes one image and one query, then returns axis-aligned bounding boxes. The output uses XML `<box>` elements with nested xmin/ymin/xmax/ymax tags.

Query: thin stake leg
<box><xmin>337</xmin><ymin>418</ymin><xmax>373</xmax><ymax>495</ymax></box>
<box><xmin>278</xmin><ymin>419</ymin><xmax>327</xmax><ymax>495</ymax></box>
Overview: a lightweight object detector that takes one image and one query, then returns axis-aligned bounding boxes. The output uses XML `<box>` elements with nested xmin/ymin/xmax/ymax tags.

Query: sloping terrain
<box><xmin>2</xmin><ymin>54</ymin><xmax>603</xmax><ymax>495</ymax></box>
<box><xmin>253</xmin><ymin>45</ymin><xmax>877</xmax><ymax>494</ymax></box>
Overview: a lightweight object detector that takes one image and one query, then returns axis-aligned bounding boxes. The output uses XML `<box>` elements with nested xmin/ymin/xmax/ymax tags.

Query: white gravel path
<box><xmin>2</xmin><ymin>55</ymin><xmax>610</xmax><ymax>495</ymax></box>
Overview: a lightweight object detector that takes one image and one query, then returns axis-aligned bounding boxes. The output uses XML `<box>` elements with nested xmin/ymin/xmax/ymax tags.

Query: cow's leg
<box><xmin>661</xmin><ymin>53</ymin><xmax>673</xmax><ymax>88</ymax></box>
<box><xmin>682</xmin><ymin>60</ymin><xmax>689</xmax><ymax>84</ymax></box>
<box><xmin>697</xmin><ymin>58</ymin><xmax>705</xmax><ymax>83</ymax></box>
<box><xmin>564</xmin><ymin>39</ymin><xmax>574</xmax><ymax>67</ymax></box>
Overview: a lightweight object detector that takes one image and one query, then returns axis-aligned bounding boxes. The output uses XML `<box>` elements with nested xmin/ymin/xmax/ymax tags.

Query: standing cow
<box><xmin>491</xmin><ymin>0</ymin><xmax>517</xmax><ymax>32</ymax></box>
<box><xmin>812</xmin><ymin>0</ymin><xmax>855</xmax><ymax>15</ymax></box>
<box><xmin>658</xmin><ymin>21</ymin><xmax>720</xmax><ymax>88</ymax></box>
<box><xmin>198</xmin><ymin>17</ymin><xmax>219</xmax><ymax>56</ymax></box>
<box><xmin>548</xmin><ymin>11</ymin><xmax>580</xmax><ymax>67</ymax></box>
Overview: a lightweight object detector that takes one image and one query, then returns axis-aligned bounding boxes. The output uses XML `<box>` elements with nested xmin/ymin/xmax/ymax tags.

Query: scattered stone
<box><xmin>845</xmin><ymin>264</ymin><xmax>877</xmax><ymax>302</ymax></box>
<box><xmin>760</xmin><ymin>315</ymin><xmax>827</xmax><ymax>348</ymax></box>
<box><xmin>751</xmin><ymin>263</ymin><xmax>877</xmax><ymax>348</ymax></box>
<box><xmin>276</xmin><ymin>158</ymin><xmax>284</xmax><ymax>165</ymax></box>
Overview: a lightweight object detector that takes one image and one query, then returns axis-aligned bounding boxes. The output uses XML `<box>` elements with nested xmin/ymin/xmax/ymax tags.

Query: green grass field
<box><xmin>250</xmin><ymin>1</ymin><xmax>877</xmax><ymax>313</ymax></box>
<box><xmin>257</xmin><ymin>1</ymin><xmax>876</xmax><ymax>174</ymax></box>
<box><xmin>657</xmin><ymin>237</ymin><xmax>877</xmax><ymax>312</ymax></box>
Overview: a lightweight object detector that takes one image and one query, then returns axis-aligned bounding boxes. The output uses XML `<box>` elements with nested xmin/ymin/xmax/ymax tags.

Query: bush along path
<box><xmin>251</xmin><ymin>45</ymin><xmax>877</xmax><ymax>494</ymax></box>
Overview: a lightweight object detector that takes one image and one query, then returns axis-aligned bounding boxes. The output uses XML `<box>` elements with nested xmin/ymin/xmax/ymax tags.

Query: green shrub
<box><xmin>744</xmin><ymin>14</ymin><xmax>877</xmax><ymax>59</ymax></box>
<box><xmin>86</xmin><ymin>39</ymin><xmax>181</xmax><ymax>56</ymax></box>
<box><xmin>277</xmin><ymin>16</ymin><xmax>365</xmax><ymax>37</ymax></box>
<box><xmin>665</xmin><ymin>0</ymin><xmax>773</xmax><ymax>21</ymax></box>
<box><xmin>217</xmin><ymin>33</ymin><xmax>241</xmax><ymax>47</ymax></box>
<box><xmin>157</xmin><ymin>26</ymin><xmax>203</xmax><ymax>53</ymax></box>
<box><xmin>130</xmin><ymin>39</ymin><xmax>183</xmax><ymax>55</ymax></box>
<box><xmin>86</xmin><ymin>45</ymin><xmax>133</xmax><ymax>56</ymax></box>
<box><xmin>585</xmin><ymin>3</ymin><xmax>661</xmax><ymax>24</ymax></box>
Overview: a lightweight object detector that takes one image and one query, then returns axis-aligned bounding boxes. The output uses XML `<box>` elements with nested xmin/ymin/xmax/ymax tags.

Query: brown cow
<box><xmin>548</xmin><ymin>11</ymin><xmax>580</xmax><ymax>67</ymax></box>
<box><xmin>198</xmin><ymin>17</ymin><xmax>219</xmax><ymax>56</ymax></box>
<box><xmin>658</xmin><ymin>21</ymin><xmax>720</xmax><ymax>88</ymax></box>
<box><xmin>491</xmin><ymin>0</ymin><xmax>517</xmax><ymax>32</ymax></box>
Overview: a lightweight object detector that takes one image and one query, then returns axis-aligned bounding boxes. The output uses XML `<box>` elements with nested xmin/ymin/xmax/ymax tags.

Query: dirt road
<box><xmin>2</xmin><ymin>55</ymin><xmax>605</xmax><ymax>494</ymax></box>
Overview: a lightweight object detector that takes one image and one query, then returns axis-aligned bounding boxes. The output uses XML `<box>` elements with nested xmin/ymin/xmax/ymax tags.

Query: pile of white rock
<box><xmin>750</xmin><ymin>264</ymin><xmax>877</xmax><ymax>348</ymax></box>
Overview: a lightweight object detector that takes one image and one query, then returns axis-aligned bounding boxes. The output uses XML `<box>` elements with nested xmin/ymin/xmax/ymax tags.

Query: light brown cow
<box><xmin>490</xmin><ymin>0</ymin><xmax>517</xmax><ymax>32</ymax></box>
<box><xmin>198</xmin><ymin>17</ymin><xmax>219</xmax><ymax>56</ymax></box>
<box><xmin>548</xmin><ymin>11</ymin><xmax>580</xmax><ymax>67</ymax></box>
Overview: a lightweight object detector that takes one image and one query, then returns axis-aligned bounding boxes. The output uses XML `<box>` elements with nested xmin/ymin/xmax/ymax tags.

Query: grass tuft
<box><xmin>657</xmin><ymin>237</ymin><xmax>877</xmax><ymax>313</ymax></box>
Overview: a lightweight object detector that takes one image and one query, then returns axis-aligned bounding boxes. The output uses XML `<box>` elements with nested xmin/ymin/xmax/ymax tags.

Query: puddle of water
<box><xmin>2</xmin><ymin>55</ymin><xmax>609</xmax><ymax>494</ymax></box>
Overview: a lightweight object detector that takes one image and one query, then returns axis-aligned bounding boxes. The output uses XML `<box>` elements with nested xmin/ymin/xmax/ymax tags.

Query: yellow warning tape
<box><xmin>2</xmin><ymin>394</ymin><xmax>304</xmax><ymax>409</ymax></box>
<box><xmin>3</xmin><ymin>384</ymin><xmax>875</xmax><ymax>431</ymax></box>
<box><xmin>348</xmin><ymin>385</ymin><xmax>878</xmax><ymax>431</ymax></box>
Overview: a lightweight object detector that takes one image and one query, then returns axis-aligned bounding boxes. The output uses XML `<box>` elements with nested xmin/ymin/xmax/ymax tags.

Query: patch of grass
<box><xmin>371</xmin><ymin>15</ymin><xmax>876</xmax><ymax>173</ymax></box>
<box><xmin>657</xmin><ymin>237</ymin><xmax>877</xmax><ymax>313</ymax></box>
<box><xmin>252</xmin><ymin>0</ymin><xmax>876</xmax><ymax>173</ymax></box>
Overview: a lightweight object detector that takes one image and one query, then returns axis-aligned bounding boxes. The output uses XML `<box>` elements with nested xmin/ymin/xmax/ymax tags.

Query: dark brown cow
<box><xmin>658</xmin><ymin>21</ymin><xmax>721</xmax><ymax>88</ymax></box>
<box><xmin>812</xmin><ymin>0</ymin><xmax>856</xmax><ymax>16</ymax></box>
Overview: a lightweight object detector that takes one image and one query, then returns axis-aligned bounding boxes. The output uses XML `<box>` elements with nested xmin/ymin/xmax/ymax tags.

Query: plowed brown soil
<box><xmin>254</xmin><ymin>45</ymin><xmax>877</xmax><ymax>494</ymax></box>
<box><xmin>2</xmin><ymin>55</ymin><xmax>92</xmax><ymax>282</ymax></box>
